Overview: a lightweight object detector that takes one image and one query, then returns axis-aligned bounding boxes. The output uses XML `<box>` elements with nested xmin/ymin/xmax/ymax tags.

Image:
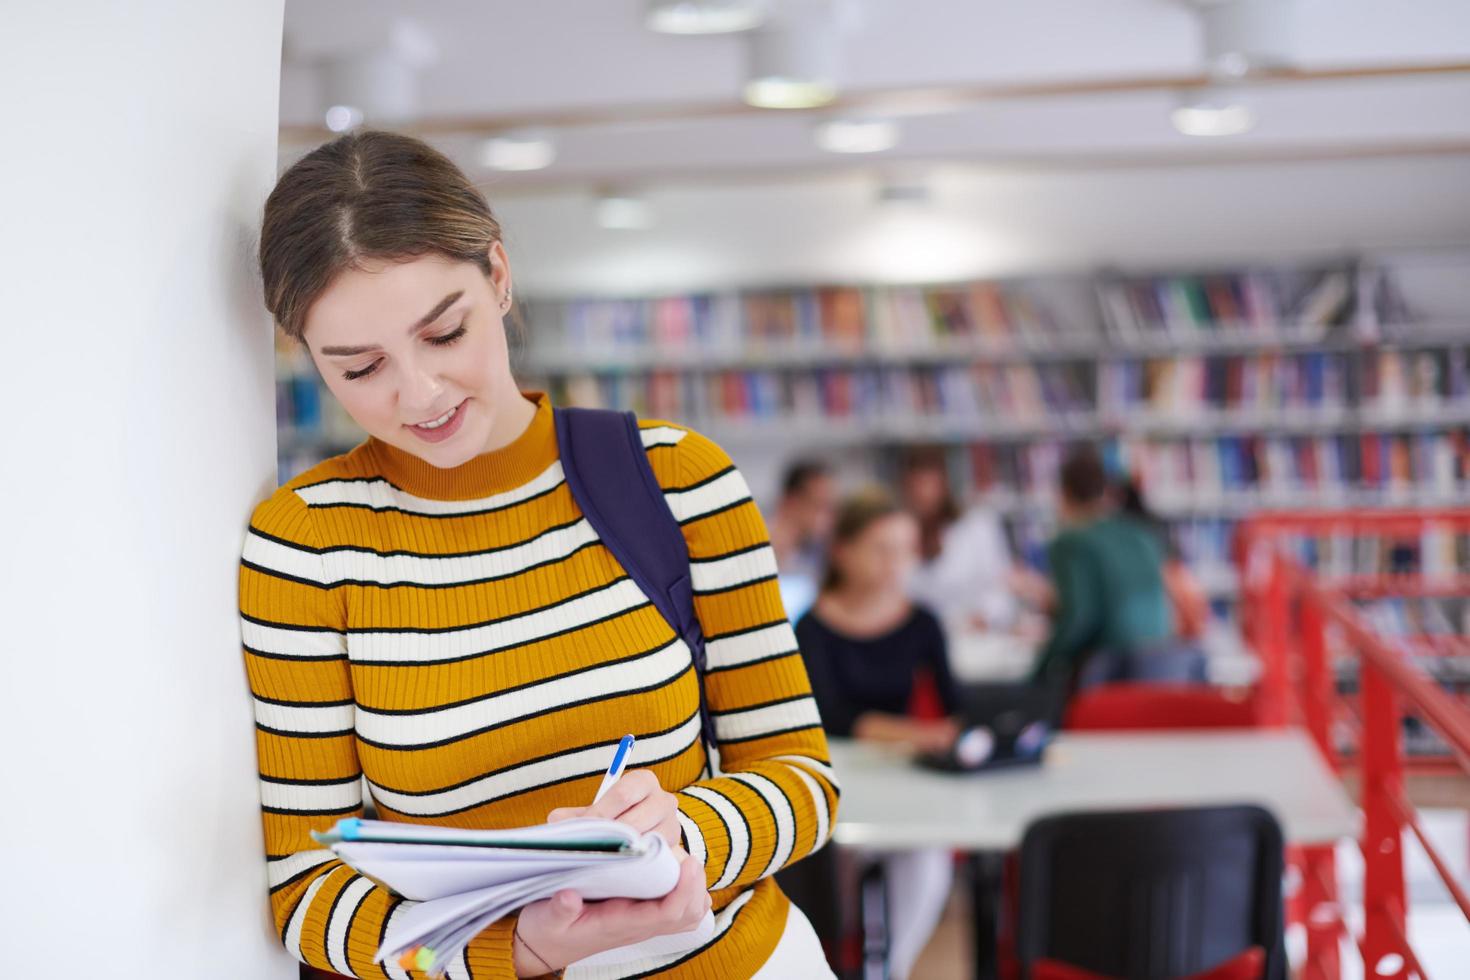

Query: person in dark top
<box><xmin>794</xmin><ymin>487</ymin><xmax>958</xmax><ymax>979</ymax></box>
<box><xmin>1029</xmin><ymin>446</ymin><xmax>1206</xmax><ymax>691</ymax></box>
<box><xmin>796</xmin><ymin>488</ymin><xmax>961</xmax><ymax>752</ymax></box>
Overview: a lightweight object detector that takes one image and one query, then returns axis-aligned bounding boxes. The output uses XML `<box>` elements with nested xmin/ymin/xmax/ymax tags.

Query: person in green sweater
<box><xmin>1029</xmin><ymin>445</ymin><xmax>1207</xmax><ymax>692</ymax></box>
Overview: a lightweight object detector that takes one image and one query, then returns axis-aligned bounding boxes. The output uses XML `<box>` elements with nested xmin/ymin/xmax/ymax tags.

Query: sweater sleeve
<box><xmin>640</xmin><ymin>422</ymin><xmax>841</xmax><ymax>895</ymax></box>
<box><xmin>240</xmin><ymin>487</ymin><xmax>517</xmax><ymax>979</ymax></box>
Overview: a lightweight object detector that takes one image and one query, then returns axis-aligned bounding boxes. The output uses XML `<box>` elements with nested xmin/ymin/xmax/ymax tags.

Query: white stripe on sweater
<box><xmin>785</xmin><ymin>762</ymin><xmax>832</xmax><ymax>855</ymax></box>
<box><xmin>294</xmin><ymin>460</ymin><xmax>565</xmax><ymax>516</ymax></box>
<box><xmin>355</xmin><ymin>639</ymin><xmax>690</xmax><ymax>748</ymax></box>
<box><xmin>284</xmin><ymin>866</ymin><xmax>339</xmax><ymax>963</ymax></box>
<box><xmin>246</xmin><ymin>518</ymin><xmax>602</xmax><ymax>588</ymax></box>
<box><xmin>690</xmin><ymin>546</ymin><xmax>779</xmax><ymax>594</ymax></box>
<box><xmin>367</xmin><ymin>714</ymin><xmax>702</xmax><ymax>818</ymax></box>
<box><xmin>241</xmin><ymin>618</ymin><xmax>346</xmax><ymax>659</ymax></box>
<box><xmin>676</xmin><ymin>810</ymin><xmax>707</xmax><ymax>872</ymax></box>
<box><xmin>729</xmin><ymin>771</ymin><xmax>797</xmax><ymax>880</ymax></box>
<box><xmin>254</xmin><ymin>699</ymin><xmax>355</xmax><ymax>736</ymax></box>
<box><xmin>639</xmin><ymin>425</ymin><xmax>687</xmax><ymax>448</ymax></box>
<box><xmin>682</xmin><ymin>786</ymin><xmax>750</xmax><ymax>890</ymax></box>
<box><xmin>663</xmin><ymin>470</ymin><xmax>751</xmax><ymax>524</ymax></box>
<box><xmin>706</xmin><ymin>622</ymin><xmax>799</xmax><ymax>670</ymax></box>
<box><xmin>260</xmin><ymin>777</ymin><xmax>362</xmax><ymax>814</ymax></box>
<box><xmin>267</xmin><ymin>850</ymin><xmax>337</xmax><ymax>891</ymax></box>
<box><xmin>714</xmin><ymin>698</ymin><xmax>822</xmax><ymax>743</ymax></box>
<box><xmin>326</xmin><ymin>874</ymin><xmax>375</xmax><ymax>976</ymax></box>
<box><xmin>347</xmin><ymin>578</ymin><xmax>653</xmax><ymax>665</ymax></box>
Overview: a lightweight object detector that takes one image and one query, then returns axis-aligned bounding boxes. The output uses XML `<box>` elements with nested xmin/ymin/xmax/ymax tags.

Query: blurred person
<box><xmin>248</xmin><ymin>130</ymin><xmax>837</xmax><ymax>979</ymax></box>
<box><xmin>795</xmin><ymin>488</ymin><xmax>958</xmax><ymax>980</ymax></box>
<box><xmin>1117</xmin><ymin>475</ymin><xmax>1211</xmax><ymax>646</ymax></box>
<box><xmin>770</xmin><ymin>459</ymin><xmax>838</xmax><ymax>621</ymax></box>
<box><xmin>1029</xmin><ymin>446</ymin><xmax>1206</xmax><ymax>693</ymax></box>
<box><xmin>899</xmin><ymin>446</ymin><xmax>1021</xmax><ymax>635</ymax></box>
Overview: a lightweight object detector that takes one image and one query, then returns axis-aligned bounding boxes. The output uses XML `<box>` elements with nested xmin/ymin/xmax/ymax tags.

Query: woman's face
<box><xmin>833</xmin><ymin>512</ymin><xmax>920</xmax><ymax>594</ymax></box>
<box><xmin>301</xmin><ymin>243</ymin><xmax>524</xmax><ymax>469</ymax></box>
<box><xmin>901</xmin><ymin>467</ymin><xmax>947</xmax><ymax>519</ymax></box>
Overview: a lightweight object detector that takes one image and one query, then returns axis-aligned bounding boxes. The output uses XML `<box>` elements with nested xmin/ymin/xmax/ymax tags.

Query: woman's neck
<box><xmin>817</xmin><ymin>584</ymin><xmax>911</xmax><ymax>638</ymax></box>
<box><xmin>480</xmin><ymin>389</ymin><xmax>539</xmax><ymax>455</ymax></box>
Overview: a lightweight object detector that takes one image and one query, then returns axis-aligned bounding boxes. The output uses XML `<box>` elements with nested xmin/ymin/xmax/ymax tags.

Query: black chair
<box><xmin>1015</xmin><ymin>805</ymin><xmax>1286</xmax><ymax>980</ymax></box>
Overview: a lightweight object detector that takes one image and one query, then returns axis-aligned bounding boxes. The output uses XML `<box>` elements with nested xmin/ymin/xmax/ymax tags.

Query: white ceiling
<box><xmin>278</xmin><ymin>0</ymin><xmax>1470</xmax><ymax>295</ymax></box>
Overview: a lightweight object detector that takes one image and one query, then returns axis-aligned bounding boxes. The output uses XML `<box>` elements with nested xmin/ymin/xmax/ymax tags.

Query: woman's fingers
<box><xmin>664</xmin><ymin>854</ymin><xmax>712</xmax><ymax>929</ymax></box>
<box><xmin>547</xmin><ymin>888</ymin><xmax>583</xmax><ymax>926</ymax></box>
<box><xmin>654</xmin><ymin>814</ymin><xmax>683</xmax><ymax>852</ymax></box>
<box><xmin>583</xmin><ymin>769</ymin><xmax>659</xmax><ymax>821</ymax></box>
<box><xmin>546</xmin><ymin>805</ymin><xmax>587</xmax><ymax>823</ymax></box>
<box><xmin>610</xmin><ymin>791</ymin><xmax>677</xmax><ymax>836</ymax></box>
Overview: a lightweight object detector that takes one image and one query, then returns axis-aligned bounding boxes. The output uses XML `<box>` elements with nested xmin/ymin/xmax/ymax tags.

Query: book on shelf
<box><xmin>1095</xmin><ymin>265</ymin><xmax>1356</xmax><ymax>342</ymax></box>
<box><xmin>543</xmin><ymin>362</ymin><xmax>1094</xmax><ymax>430</ymax></box>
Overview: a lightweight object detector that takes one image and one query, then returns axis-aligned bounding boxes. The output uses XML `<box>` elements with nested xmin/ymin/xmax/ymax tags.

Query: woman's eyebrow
<box><xmin>318</xmin><ymin>290</ymin><xmax>466</xmax><ymax>356</ymax></box>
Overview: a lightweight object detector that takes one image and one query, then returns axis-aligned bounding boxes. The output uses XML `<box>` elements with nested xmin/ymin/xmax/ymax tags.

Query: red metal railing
<box><xmin>1239</xmin><ymin>510</ymin><xmax>1470</xmax><ymax>980</ymax></box>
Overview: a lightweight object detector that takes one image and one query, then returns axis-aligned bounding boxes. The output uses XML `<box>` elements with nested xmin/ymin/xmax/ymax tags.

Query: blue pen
<box><xmin>592</xmin><ymin>734</ymin><xmax>636</xmax><ymax>804</ymax></box>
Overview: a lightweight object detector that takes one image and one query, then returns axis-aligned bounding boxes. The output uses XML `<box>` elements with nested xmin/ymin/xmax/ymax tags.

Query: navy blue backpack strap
<box><xmin>553</xmin><ymin>406</ymin><xmax>718</xmax><ymax>766</ymax></box>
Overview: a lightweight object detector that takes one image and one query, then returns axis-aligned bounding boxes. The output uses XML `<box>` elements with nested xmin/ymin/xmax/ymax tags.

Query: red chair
<box><xmin>1063</xmin><ymin>682</ymin><xmax>1260</xmax><ymax>731</ymax></box>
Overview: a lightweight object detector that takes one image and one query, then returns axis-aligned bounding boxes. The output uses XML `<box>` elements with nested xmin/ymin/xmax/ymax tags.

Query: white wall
<box><xmin>0</xmin><ymin>3</ymin><xmax>292</xmax><ymax>975</ymax></box>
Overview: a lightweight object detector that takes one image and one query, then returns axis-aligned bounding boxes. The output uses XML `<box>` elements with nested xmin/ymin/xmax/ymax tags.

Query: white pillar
<box><xmin>0</xmin><ymin>3</ymin><xmax>292</xmax><ymax>975</ymax></box>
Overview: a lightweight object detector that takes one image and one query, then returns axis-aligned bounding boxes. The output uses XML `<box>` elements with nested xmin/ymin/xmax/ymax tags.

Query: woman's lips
<box><xmin>405</xmin><ymin>399</ymin><xmax>468</xmax><ymax>443</ymax></box>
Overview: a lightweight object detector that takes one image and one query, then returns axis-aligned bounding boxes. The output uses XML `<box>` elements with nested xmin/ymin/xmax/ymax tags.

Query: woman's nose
<box><xmin>400</xmin><ymin>361</ymin><xmax>446</xmax><ymax>412</ymax></box>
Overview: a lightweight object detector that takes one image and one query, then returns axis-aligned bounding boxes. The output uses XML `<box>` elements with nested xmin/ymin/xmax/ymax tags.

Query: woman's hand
<box><xmin>909</xmin><ymin>717</ymin><xmax>962</xmax><ymax>755</ymax></box>
<box><xmin>853</xmin><ymin>711</ymin><xmax>960</xmax><ymax>755</ymax></box>
<box><xmin>546</xmin><ymin>769</ymin><xmax>683</xmax><ymax>853</ymax></box>
<box><xmin>511</xmin><ymin>844</ymin><xmax>711</xmax><ymax>975</ymax></box>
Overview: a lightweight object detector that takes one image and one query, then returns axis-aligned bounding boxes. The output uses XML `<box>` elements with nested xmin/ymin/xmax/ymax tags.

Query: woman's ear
<box><xmin>487</xmin><ymin>240</ymin><xmax>513</xmax><ymax>308</ymax></box>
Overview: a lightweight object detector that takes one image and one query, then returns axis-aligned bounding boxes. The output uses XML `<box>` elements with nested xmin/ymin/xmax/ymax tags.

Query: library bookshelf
<box><xmin>275</xmin><ymin>250</ymin><xmax>1470</xmax><ymax>629</ymax></box>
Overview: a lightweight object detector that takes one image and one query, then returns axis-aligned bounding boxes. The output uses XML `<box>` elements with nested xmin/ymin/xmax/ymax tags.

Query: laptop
<box><xmin>915</xmin><ymin>682</ymin><xmax>1060</xmax><ymax>773</ymax></box>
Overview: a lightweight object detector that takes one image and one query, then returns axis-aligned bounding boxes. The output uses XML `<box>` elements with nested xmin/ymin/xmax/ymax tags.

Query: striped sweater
<box><xmin>239</xmin><ymin>392</ymin><xmax>838</xmax><ymax>979</ymax></box>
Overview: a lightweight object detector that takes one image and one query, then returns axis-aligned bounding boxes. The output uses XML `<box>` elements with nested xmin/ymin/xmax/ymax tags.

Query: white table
<box><xmin>829</xmin><ymin>729</ymin><xmax>1358</xmax><ymax>851</ymax></box>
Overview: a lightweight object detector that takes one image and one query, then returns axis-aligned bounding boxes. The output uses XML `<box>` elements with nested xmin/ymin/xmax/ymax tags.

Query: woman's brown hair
<box><xmin>259</xmin><ymin>129</ymin><xmax>513</xmax><ymax>344</ymax></box>
<box><xmin>820</xmin><ymin>486</ymin><xmax>905</xmax><ymax>593</ymax></box>
<box><xmin>899</xmin><ymin>445</ymin><xmax>959</xmax><ymax>563</ymax></box>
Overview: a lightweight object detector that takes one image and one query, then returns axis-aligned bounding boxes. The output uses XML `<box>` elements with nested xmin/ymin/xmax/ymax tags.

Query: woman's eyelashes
<box><xmin>341</xmin><ymin>323</ymin><xmax>468</xmax><ymax>381</ymax></box>
<box><xmin>342</xmin><ymin>357</ymin><xmax>379</xmax><ymax>379</ymax></box>
<box><xmin>427</xmin><ymin>323</ymin><xmax>468</xmax><ymax>347</ymax></box>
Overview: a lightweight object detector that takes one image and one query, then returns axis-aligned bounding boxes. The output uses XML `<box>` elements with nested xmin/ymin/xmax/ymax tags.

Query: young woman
<box><xmin>794</xmin><ymin>489</ymin><xmax>959</xmax><ymax>980</ymax></box>
<box><xmin>243</xmin><ymin>130</ymin><xmax>838</xmax><ymax>979</ymax></box>
<box><xmin>898</xmin><ymin>446</ymin><xmax>1029</xmax><ymax>635</ymax></box>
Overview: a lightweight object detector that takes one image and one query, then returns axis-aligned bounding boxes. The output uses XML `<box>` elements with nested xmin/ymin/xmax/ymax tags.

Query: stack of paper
<box><xmin>311</xmin><ymin>817</ymin><xmax>714</xmax><ymax>976</ymax></box>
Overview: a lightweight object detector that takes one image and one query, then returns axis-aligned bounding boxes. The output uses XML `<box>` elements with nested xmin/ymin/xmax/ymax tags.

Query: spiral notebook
<box><xmin>310</xmin><ymin>817</ymin><xmax>715</xmax><ymax>976</ymax></box>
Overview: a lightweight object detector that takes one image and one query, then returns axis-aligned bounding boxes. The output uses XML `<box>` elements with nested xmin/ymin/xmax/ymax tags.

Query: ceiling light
<box><xmin>645</xmin><ymin>0</ymin><xmax>767</xmax><ymax>34</ymax></box>
<box><xmin>478</xmin><ymin>129</ymin><xmax>557</xmax><ymax>171</ymax></box>
<box><xmin>744</xmin><ymin>22</ymin><xmax>840</xmax><ymax>109</ymax></box>
<box><xmin>324</xmin><ymin>105</ymin><xmax>365</xmax><ymax>133</ymax></box>
<box><xmin>1171</xmin><ymin>86</ymin><xmax>1256</xmax><ymax>137</ymax></box>
<box><xmin>815</xmin><ymin>117</ymin><xmax>897</xmax><ymax>154</ymax></box>
<box><xmin>596</xmin><ymin>192</ymin><xmax>654</xmax><ymax>230</ymax></box>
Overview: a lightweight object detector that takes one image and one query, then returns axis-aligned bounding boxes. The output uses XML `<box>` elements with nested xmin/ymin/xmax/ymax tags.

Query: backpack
<box><xmin>552</xmin><ymin>406</ymin><xmax>718</xmax><ymax>772</ymax></box>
